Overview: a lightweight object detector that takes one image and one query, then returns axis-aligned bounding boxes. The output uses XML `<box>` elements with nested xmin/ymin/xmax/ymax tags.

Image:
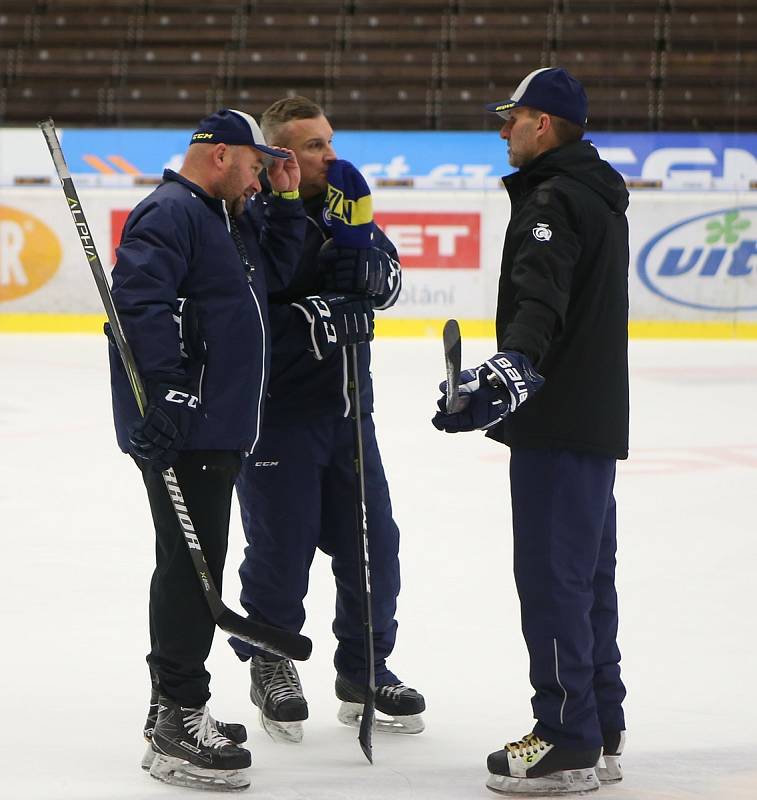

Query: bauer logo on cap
<box><xmin>190</xmin><ymin>108</ymin><xmax>288</xmax><ymax>164</ymax></box>
<box><xmin>485</xmin><ymin>67</ymin><xmax>588</xmax><ymax>127</ymax></box>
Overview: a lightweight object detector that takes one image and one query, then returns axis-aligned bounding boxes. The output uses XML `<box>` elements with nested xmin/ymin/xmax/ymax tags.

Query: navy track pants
<box><xmin>509</xmin><ymin>447</ymin><xmax>626</xmax><ymax>749</ymax></box>
<box><xmin>231</xmin><ymin>414</ymin><xmax>401</xmax><ymax>685</ymax></box>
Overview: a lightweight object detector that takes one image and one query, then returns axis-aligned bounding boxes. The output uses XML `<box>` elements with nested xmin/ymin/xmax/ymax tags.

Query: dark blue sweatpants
<box><xmin>231</xmin><ymin>414</ymin><xmax>401</xmax><ymax>686</ymax></box>
<box><xmin>509</xmin><ymin>448</ymin><xmax>626</xmax><ymax>749</ymax></box>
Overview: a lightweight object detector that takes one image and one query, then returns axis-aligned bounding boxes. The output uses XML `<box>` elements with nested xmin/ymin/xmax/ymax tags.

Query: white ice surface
<box><xmin>1</xmin><ymin>335</ymin><xmax>756</xmax><ymax>799</ymax></box>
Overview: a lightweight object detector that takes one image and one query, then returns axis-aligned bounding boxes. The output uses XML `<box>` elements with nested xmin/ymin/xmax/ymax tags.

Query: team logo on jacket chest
<box><xmin>532</xmin><ymin>222</ymin><xmax>552</xmax><ymax>242</ymax></box>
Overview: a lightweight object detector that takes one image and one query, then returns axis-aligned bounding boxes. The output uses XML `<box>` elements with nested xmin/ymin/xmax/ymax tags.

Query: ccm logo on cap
<box><xmin>192</xmin><ymin>132</ymin><xmax>214</xmax><ymax>141</ymax></box>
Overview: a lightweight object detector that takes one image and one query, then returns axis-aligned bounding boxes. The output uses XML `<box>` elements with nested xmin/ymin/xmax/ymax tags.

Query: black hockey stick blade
<box><xmin>217</xmin><ymin>608</ymin><xmax>312</xmax><ymax>662</ymax></box>
<box><xmin>358</xmin><ymin>690</ymin><xmax>375</xmax><ymax>763</ymax></box>
<box><xmin>443</xmin><ymin>319</ymin><xmax>465</xmax><ymax>412</ymax></box>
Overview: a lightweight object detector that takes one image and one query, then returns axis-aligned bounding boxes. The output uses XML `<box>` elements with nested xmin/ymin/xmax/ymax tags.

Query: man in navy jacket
<box><xmin>228</xmin><ymin>96</ymin><xmax>426</xmax><ymax>743</ymax></box>
<box><xmin>433</xmin><ymin>69</ymin><xmax>629</xmax><ymax>796</ymax></box>
<box><xmin>108</xmin><ymin>108</ymin><xmax>304</xmax><ymax>790</ymax></box>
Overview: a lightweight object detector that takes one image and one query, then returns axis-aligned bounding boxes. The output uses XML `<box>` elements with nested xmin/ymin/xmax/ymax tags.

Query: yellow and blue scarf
<box><xmin>325</xmin><ymin>159</ymin><xmax>374</xmax><ymax>248</ymax></box>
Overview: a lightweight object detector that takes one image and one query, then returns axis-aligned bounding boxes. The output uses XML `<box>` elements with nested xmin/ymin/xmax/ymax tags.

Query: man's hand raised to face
<box><xmin>267</xmin><ymin>147</ymin><xmax>301</xmax><ymax>193</ymax></box>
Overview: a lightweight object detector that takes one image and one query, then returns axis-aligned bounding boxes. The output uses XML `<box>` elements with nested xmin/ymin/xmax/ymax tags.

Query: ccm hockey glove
<box><xmin>292</xmin><ymin>292</ymin><xmax>374</xmax><ymax>360</ymax></box>
<box><xmin>432</xmin><ymin>351</ymin><xmax>544</xmax><ymax>433</ymax></box>
<box><xmin>128</xmin><ymin>376</ymin><xmax>199</xmax><ymax>472</ymax></box>
<box><xmin>318</xmin><ymin>243</ymin><xmax>401</xmax><ymax>309</ymax></box>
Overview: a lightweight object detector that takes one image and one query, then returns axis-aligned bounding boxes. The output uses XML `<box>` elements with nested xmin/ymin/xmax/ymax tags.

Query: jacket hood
<box><xmin>517</xmin><ymin>140</ymin><xmax>629</xmax><ymax>214</ymax></box>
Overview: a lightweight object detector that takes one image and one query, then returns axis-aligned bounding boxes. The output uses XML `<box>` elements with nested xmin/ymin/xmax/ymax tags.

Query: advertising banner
<box><xmin>631</xmin><ymin>200</ymin><xmax>757</xmax><ymax>317</ymax></box>
<box><xmin>3</xmin><ymin>129</ymin><xmax>757</xmax><ymax>190</ymax></box>
<box><xmin>1</xmin><ymin>186</ymin><xmax>756</xmax><ymax>328</ymax></box>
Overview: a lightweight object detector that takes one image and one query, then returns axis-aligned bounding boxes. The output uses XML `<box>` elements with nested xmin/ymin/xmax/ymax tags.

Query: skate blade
<box><xmin>486</xmin><ymin>768</ymin><xmax>599</xmax><ymax>796</ymax></box>
<box><xmin>337</xmin><ymin>701</ymin><xmax>425</xmax><ymax>735</ymax></box>
<box><xmin>259</xmin><ymin>711</ymin><xmax>304</xmax><ymax>744</ymax></box>
<box><xmin>595</xmin><ymin>754</ymin><xmax>622</xmax><ymax>783</ymax></box>
<box><xmin>150</xmin><ymin>754</ymin><xmax>251</xmax><ymax>792</ymax></box>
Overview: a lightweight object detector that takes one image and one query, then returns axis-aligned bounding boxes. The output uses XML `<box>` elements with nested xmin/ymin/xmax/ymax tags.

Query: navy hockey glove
<box><xmin>432</xmin><ymin>351</ymin><xmax>544</xmax><ymax>433</ymax></box>
<box><xmin>291</xmin><ymin>292</ymin><xmax>374</xmax><ymax>360</ymax></box>
<box><xmin>318</xmin><ymin>243</ymin><xmax>401</xmax><ymax>309</ymax></box>
<box><xmin>128</xmin><ymin>377</ymin><xmax>199</xmax><ymax>472</ymax></box>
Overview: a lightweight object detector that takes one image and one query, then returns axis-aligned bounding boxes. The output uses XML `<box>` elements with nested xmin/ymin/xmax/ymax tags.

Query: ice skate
<box><xmin>486</xmin><ymin>733</ymin><xmax>600</xmax><ymax>795</ymax></box>
<box><xmin>148</xmin><ymin>696</ymin><xmax>251</xmax><ymax>791</ymax></box>
<box><xmin>335</xmin><ymin>674</ymin><xmax>426</xmax><ymax>735</ymax></box>
<box><xmin>595</xmin><ymin>731</ymin><xmax>625</xmax><ymax>783</ymax></box>
<box><xmin>141</xmin><ymin>686</ymin><xmax>247</xmax><ymax>770</ymax></box>
<box><xmin>249</xmin><ymin>653</ymin><xmax>308</xmax><ymax>743</ymax></box>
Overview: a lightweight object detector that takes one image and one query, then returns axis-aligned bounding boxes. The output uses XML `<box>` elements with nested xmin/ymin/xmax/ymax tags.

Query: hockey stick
<box><xmin>38</xmin><ymin>117</ymin><xmax>311</xmax><ymax>662</ymax></box>
<box><xmin>443</xmin><ymin>319</ymin><xmax>465</xmax><ymax>412</ymax></box>
<box><xmin>346</xmin><ymin>343</ymin><xmax>376</xmax><ymax>764</ymax></box>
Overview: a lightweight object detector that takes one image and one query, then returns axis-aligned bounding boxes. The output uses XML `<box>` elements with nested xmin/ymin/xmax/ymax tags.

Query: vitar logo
<box><xmin>0</xmin><ymin>206</ymin><xmax>62</xmax><ymax>302</ymax></box>
<box><xmin>637</xmin><ymin>207</ymin><xmax>757</xmax><ymax>311</ymax></box>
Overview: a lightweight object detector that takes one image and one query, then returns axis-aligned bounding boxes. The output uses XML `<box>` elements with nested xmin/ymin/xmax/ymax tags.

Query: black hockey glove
<box><xmin>128</xmin><ymin>376</ymin><xmax>199</xmax><ymax>472</ymax></box>
<box><xmin>291</xmin><ymin>292</ymin><xmax>374</xmax><ymax>360</ymax></box>
<box><xmin>432</xmin><ymin>351</ymin><xmax>544</xmax><ymax>433</ymax></box>
<box><xmin>319</xmin><ymin>243</ymin><xmax>401</xmax><ymax>309</ymax></box>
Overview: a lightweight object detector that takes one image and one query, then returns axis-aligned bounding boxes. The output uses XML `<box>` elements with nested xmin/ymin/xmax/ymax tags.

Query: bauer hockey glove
<box><xmin>318</xmin><ymin>242</ymin><xmax>402</xmax><ymax>310</ymax></box>
<box><xmin>432</xmin><ymin>351</ymin><xmax>544</xmax><ymax>433</ymax></box>
<box><xmin>128</xmin><ymin>376</ymin><xmax>199</xmax><ymax>471</ymax></box>
<box><xmin>291</xmin><ymin>292</ymin><xmax>375</xmax><ymax>361</ymax></box>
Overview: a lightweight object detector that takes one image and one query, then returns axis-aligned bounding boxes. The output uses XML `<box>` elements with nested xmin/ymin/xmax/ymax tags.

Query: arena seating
<box><xmin>0</xmin><ymin>0</ymin><xmax>754</xmax><ymax>131</ymax></box>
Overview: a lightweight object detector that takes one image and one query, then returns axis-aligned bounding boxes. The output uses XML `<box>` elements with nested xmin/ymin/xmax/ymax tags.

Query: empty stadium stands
<box><xmin>0</xmin><ymin>0</ymin><xmax>754</xmax><ymax>131</ymax></box>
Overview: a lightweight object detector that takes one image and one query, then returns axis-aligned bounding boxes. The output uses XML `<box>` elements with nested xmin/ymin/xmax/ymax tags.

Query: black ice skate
<box><xmin>595</xmin><ymin>730</ymin><xmax>625</xmax><ymax>783</ymax></box>
<box><xmin>249</xmin><ymin>653</ymin><xmax>308</xmax><ymax>744</ymax></box>
<box><xmin>141</xmin><ymin>686</ymin><xmax>247</xmax><ymax>770</ymax></box>
<box><xmin>149</xmin><ymin>696</ymin><xmax>252</xmax><ymax>791</ymax></box>
<box><xmin>486</xmin><ymin>733</ymin><xmax>600</xmax><ymax>795</ymax></box>
<box><xmin>335</xmin><ymin>674</ymin><xmax>426</xmax><ymax>735</ymax></box>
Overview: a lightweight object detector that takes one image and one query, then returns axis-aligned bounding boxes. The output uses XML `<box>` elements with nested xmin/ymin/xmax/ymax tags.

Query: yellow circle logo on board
<box><xmin>0</xmin><ymin>205</ymin><xmax>62</xmax><ymax>302</ymax></box>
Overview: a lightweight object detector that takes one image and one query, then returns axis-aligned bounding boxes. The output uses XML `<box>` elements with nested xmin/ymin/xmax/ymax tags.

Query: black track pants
<box><xmin>138</xmin><ymin>450</ymin><xmax>241</xmax><ymax>706</ymax></box>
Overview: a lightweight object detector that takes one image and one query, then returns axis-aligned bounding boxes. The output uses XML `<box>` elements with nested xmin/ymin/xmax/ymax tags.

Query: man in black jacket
<box><xmin>433</xmin><ymin>68</ymin><xmax>629</xmax><ymax>795</ymax></box>
<box><xmin>229</xmin><ymin>96</ymin><xmax>425</xmax><ymax>743</ymax></box>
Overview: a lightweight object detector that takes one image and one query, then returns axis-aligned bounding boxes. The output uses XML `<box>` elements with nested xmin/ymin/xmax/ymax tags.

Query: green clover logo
<box><xmin>705</xmin><ymin>211</ymin><xmax>751</xmax><ymax>245</ymax></box>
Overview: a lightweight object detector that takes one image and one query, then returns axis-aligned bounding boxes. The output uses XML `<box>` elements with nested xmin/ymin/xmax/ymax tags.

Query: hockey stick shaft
<box><xmin>38</xmin><ymin>118</ymin><xmax>311</xmax><ymax>662</ymax></box>
<box><xmin>38</xmin><ymin>120</ymin><xmax>148</xmax><ymax>414</ymax></box>
<box><xmin>346</xmin><ymin>343</ymin><xmax>375</xmax><ymax>764</ymax></box>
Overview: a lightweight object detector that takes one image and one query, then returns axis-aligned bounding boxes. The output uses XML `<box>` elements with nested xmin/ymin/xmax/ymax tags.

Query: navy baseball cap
<box><xmin>486</xmin><ymin>67</ymin><xmax>588</xmax><ymax>127</ymax></box>
<box><xmin>190</xmin><ymin>108</ymin><xmax>287</xmax><ymax>165</ymax></box>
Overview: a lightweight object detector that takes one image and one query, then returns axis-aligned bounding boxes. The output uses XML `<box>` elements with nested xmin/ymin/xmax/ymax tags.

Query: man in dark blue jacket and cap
<box><xmin>108</xmin><ymin>107</ymin><xmax>305</xmax><ymax>791</ymax></box>
<box><xmin>226</xmin><ymin>96</ymin><xmax>426</xmax><ymax>744</ymax></box>
<box><xmin>433</xmin><ymin>67</ymin><xmax>629</xmax><ymax>795</ymax></box>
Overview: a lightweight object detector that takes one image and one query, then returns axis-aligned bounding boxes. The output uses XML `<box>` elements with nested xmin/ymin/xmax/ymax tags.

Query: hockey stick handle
<box><xmin>38</xmin><ymin>118</ymin><xmax>311</xmax><ymax>661</ymax></box>
<box><xmin>346</xmin><ymin>343</ymin><xmax>376</xmax><ymax>764</ymax></box>
<box><xmin>445</xmin><ymin>363</ymin><xmax>462</xmax><ymax>412</ymax></box>
<box><xmin>443</xmin><ymin>319</ymin><xmax>465</xmax><ymax>413</ymax></box>
<box><xmin>39</xmin><ymin>119</ymin><xmax>70</xmax><ymax>179</ymax></box>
